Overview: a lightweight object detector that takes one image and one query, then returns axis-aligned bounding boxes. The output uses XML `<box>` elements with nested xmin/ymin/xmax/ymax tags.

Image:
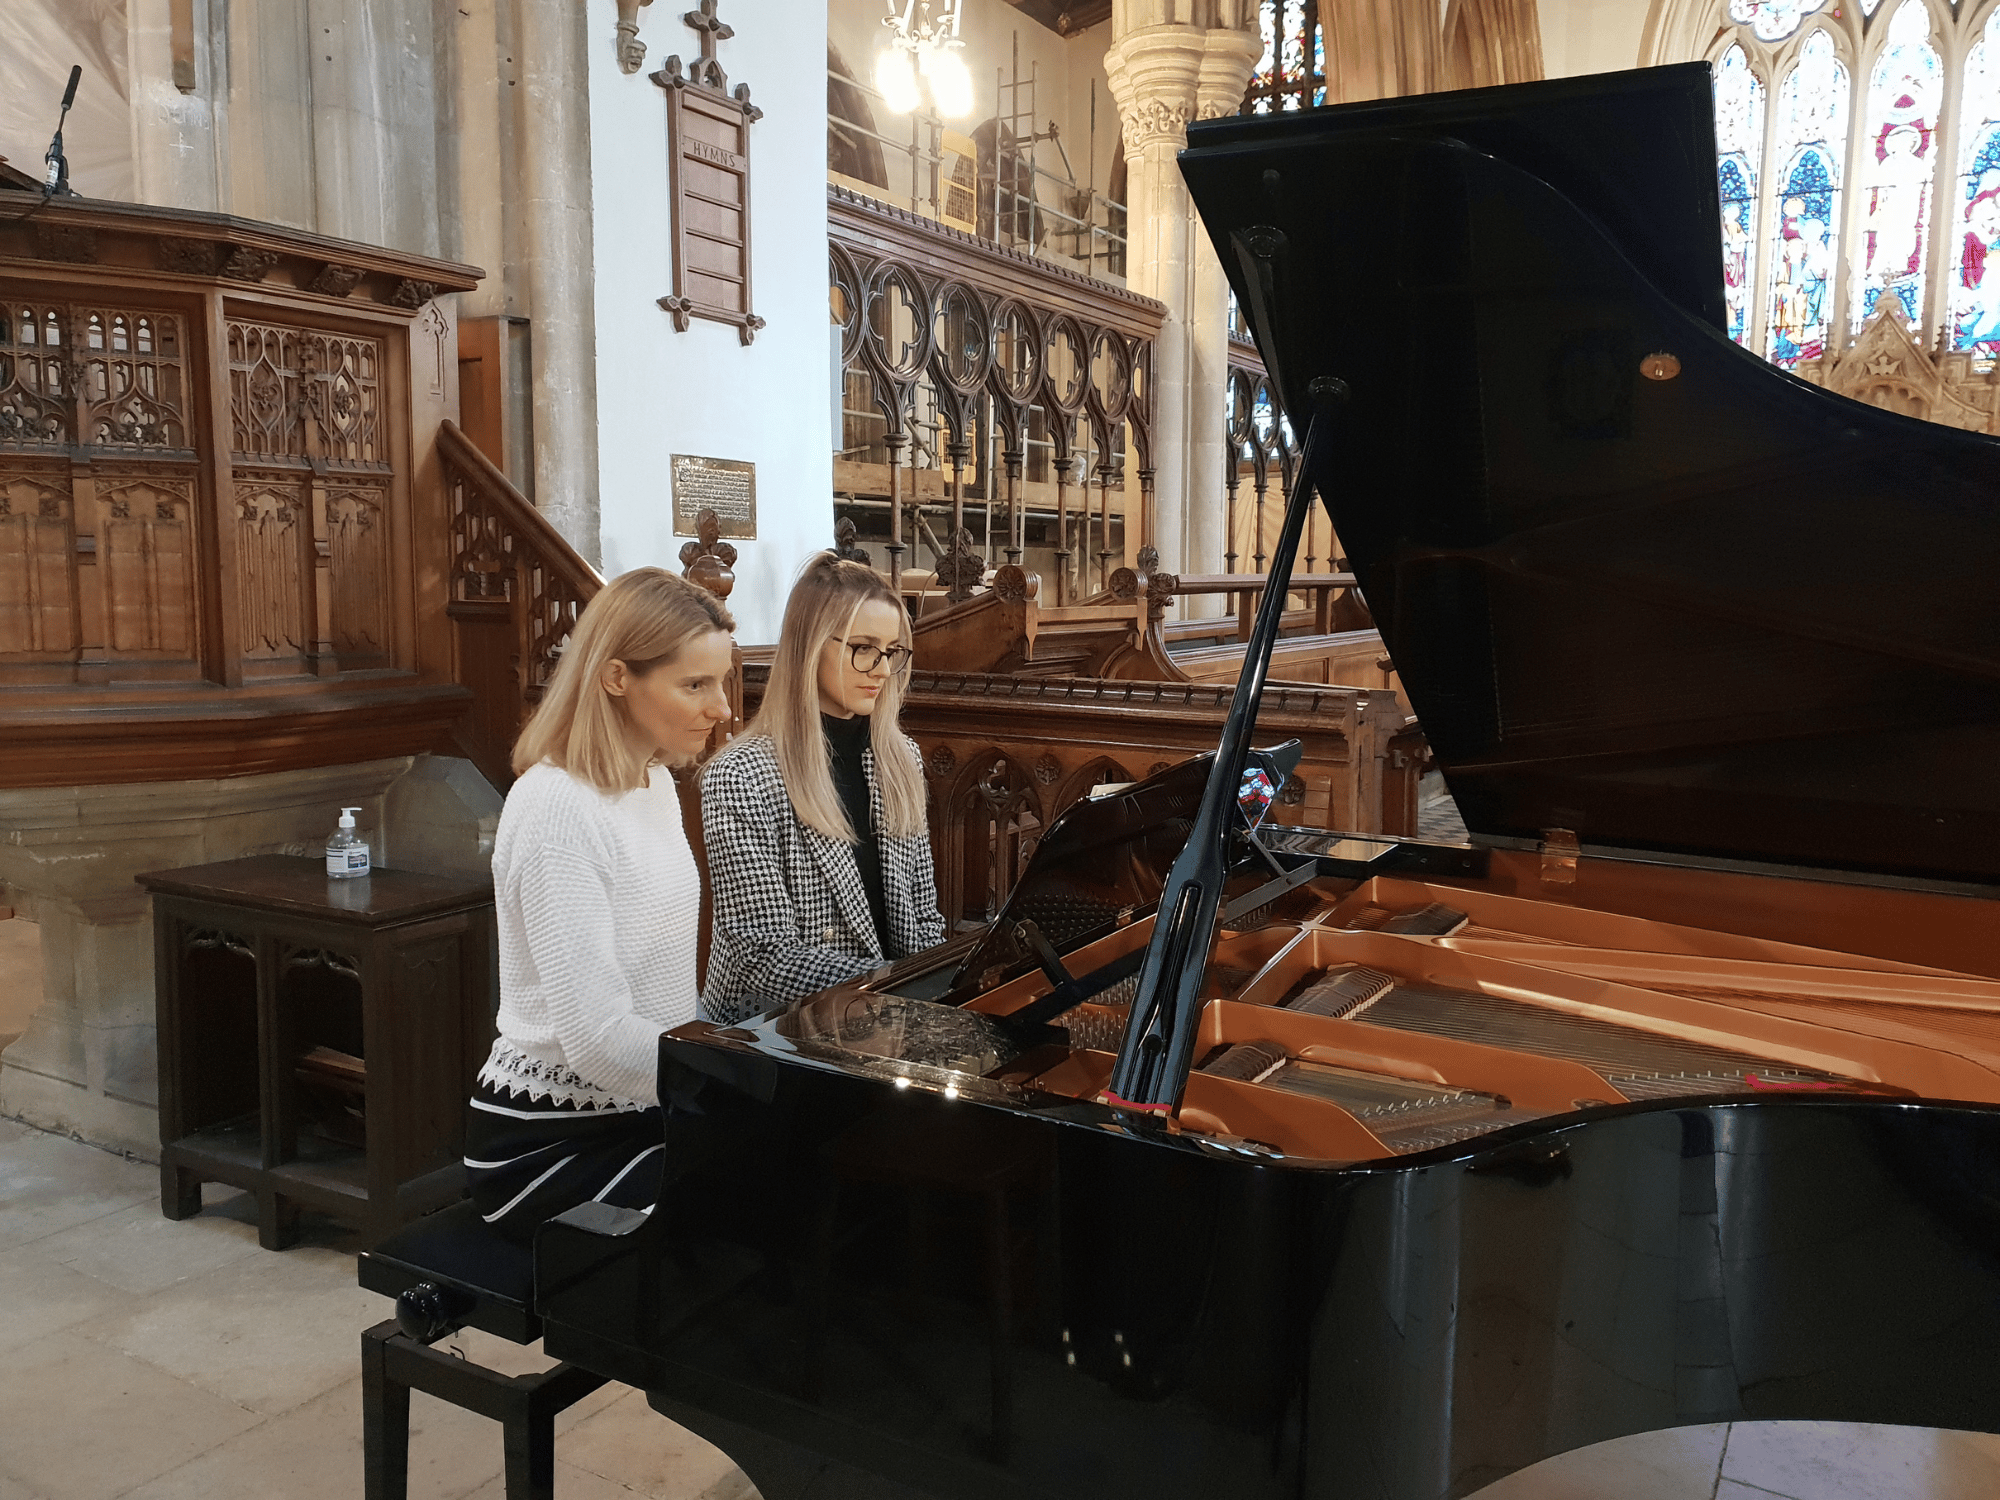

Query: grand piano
<box><xmin>535</xmin><ymin>64</ymin><xmax>2000</xmax><ymax>1500</ymax></box>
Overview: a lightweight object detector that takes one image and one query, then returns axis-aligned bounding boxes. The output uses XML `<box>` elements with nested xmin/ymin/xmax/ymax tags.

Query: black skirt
<box><xmin>463</xmin><ymin>1079</ymin><xmax>665</xmax><ymax>1244</ymax></box>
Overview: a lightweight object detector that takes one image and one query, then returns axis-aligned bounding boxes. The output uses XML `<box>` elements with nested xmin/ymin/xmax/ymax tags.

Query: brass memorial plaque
<box><xmin>671</xmin><ymin>454</ymin><xmax>756</xmax><ymax>539</ymax></box>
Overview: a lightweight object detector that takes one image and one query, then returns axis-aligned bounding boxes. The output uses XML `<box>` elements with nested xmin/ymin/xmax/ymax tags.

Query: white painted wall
<box><xmin>586</xmin><ymin>0</ymin><xmax>834</xmax><ymax>645</ymax></box>
<box><xmin>1539</xmin><ymin>0</ymin><xmax>1654</xmax><ymax>80</ymax></box>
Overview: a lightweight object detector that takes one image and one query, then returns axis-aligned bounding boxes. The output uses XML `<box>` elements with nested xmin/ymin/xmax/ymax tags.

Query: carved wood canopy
<box><xmin>0</xmin><ymin>197</ymin><xmax>481</xmax><ymax>787</ymax></box>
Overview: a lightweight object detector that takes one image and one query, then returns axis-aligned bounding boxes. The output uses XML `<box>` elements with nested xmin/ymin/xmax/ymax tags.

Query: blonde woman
<box><xmin>464</xmin><ymin>567</ymin><xmax>734</xmax><ymax>1242</ymax></box>
<box><xmin>700</xmin><ymin>553</ymin><xmax>944</xmax><ymax>1024</ymax></box>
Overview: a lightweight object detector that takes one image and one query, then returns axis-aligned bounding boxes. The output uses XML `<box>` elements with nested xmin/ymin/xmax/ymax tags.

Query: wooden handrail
<box><xmin>437</xmin><ymin>420</ymin><xmax>602</xmax><ymax>787</ymax></box>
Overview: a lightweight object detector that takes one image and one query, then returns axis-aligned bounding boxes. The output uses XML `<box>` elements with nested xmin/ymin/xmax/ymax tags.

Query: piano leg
<box><xmin>643</xmin><ymin>1390</ymin><xmax>943</xmax><ymax>1500</ymax></box>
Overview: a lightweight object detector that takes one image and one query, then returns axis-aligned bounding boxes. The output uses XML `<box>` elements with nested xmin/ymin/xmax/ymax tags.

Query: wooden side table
<box><xmin>139</xmin><ymin>855</ymin><xmax>497</xmax><ymax>1249</ymax></box>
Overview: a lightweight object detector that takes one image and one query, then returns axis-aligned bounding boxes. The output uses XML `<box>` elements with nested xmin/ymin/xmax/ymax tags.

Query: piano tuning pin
<box><xmin>1067</xmin><ymin>1351</ymin><xmax>1077</xmax><ymax>1367</ymax></box>
<box><xmin>1113</xmin><ymin>1330</ymin><xmax>1125</xmax><ymax>1344</ymax></box>
<box><xmin>1640</xmin><ymin>352</ymin><xmax>1681</xmax><ymax>381</ymax></box>
<box><xmin>1122</xmin><ymin>1351</ymin><xmax>1133</xmax><ymax>1368</ymax></box>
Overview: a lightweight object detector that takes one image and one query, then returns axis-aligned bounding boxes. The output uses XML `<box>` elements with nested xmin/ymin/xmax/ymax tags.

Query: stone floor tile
<box><xmin>0</xmin><ymin>1330</ymin><xmax>261</xmax><ymax>1500</ymax></box>
<box><xmin>0</xmin><ymin>1243</ymin><xmax>136</xmax><ymax>1355</ymax></box>
<box><xmin>1465</xmin><ymin>1423</ymin><xmax>1729</xmax><ymax>1500</ymax></box>
<box><xmin>557</xmin><ymin>1389</ymin><xmax>752</xmax><ymax>1499</ymax></box>
<box><xmin>0</xmin><ymin>1130</ymin><xmax>154</xmax><ymax>1252</ymax></box>
<box><xmin>0</xmin><ymin>1472</ymin><xmax>50</xmax><ymax>1500</ymax></box>
<box><xmin>1722</xmin><ymin>1421</ymin><xmax>2000</xmax><ymax>1500</ymax></box>
<box><xmin>29</xmin><ymin>1195</ymin><xmax>263</xmax><ymax>1295</ymax></box>
<box><xmin>0</xmin><ymin>1116</ymin><xmax>32</xmax><ymax>1146</ymax></box>
<box><xmin>1715</xmin><ymin>1482</ymin><xmax>1800</xmax><ymax>1500</ymax></box>
<box><xmin>390</xmin><ymin>1326</ymin><xmax>632</xmax><ymax>1433</ymax></box>
<box><xmin>459</xmin><ymin>1460</ymin><xmax>652</xmax><ymax>1499</ymax></box>
<box><xmin>74</xmin><ymin>1241</ymin><xmax>382</xmax><ymax>1416</ymax></box>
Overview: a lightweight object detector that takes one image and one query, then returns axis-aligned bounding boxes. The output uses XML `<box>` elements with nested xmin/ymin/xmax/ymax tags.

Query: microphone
<box><xmin>43</xmin><ymin>65</ymin><xmax>82</xmax><ymax>197</ymax></box>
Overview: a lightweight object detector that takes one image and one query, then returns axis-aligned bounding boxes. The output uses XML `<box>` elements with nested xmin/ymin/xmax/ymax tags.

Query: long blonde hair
<box><xmin>512</xmin><ymin>567</ymin><xmax>735</xmax><ymax>791</ymax></box>
<box><xmin>731</xmin><ymin>552</ymin><xmax>927</xmax><ymax>841</ymax></box>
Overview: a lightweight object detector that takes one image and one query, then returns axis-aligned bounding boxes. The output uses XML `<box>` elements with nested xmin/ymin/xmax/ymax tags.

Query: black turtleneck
<box><xmin>822</xmin><ymin>712</ymin><xmax>889</xmax><ymax>950</ymax></box>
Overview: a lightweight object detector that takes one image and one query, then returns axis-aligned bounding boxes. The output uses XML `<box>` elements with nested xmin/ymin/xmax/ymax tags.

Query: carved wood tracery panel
<box><xmin>228</xmin><ymin>322</ymin><xmax>385</xmax><ymax>465</ymax></box>
<box><xmin>0</xmin><ymin>465</ymin><xmax>76</xmax><ymax>655</ymax></box>
<box><xmin>95</xmin><ymin>471</ymin><xmax>198</xmax><ymax>658</ymax></box>
<box><xmin>1</xmin><ymin>303</ymin><xmax>73</xmax><ymax>447</ymax></box>
<box><xmin>326</xmin><ymin>484</ymin><xmax>389</xmax><ymax>660</ymax></box>
<box><xmin>232</xmin><ymin>472</ymin><xmax>309</xmax><ymax>665</ymax></box>
<box><xmin>76</xmin><ymin>309</ymin><xmax>190</xmax><ymax>450</ymax></box>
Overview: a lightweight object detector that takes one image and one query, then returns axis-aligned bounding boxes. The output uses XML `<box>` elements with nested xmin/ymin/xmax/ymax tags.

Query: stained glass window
<box><xmin>1730</xmin><ymin>0</ymin><xmax>1830</xmax><ymax>43</ymax></box>
<box><xmin>1765</xmin><ymin>29</ymin><xmax>1848</xmax><ymax>367</ymax></box>
<box><xmin>1954</xmin><ymin>8</ymin><xmax>2000</xmax><ymax>353</ymax></box>
<box><xmin>1243</xmin><ymin>0</ymin><xmax>1324</xmax><ymax>116</ymax></box>
<box><xmin>1851</xmin><ymin>1</ymin><xmax>1941</xmax><ymax>331</ymax></box>
<box><xmin>1715</xmin><ymin>46</ymin><xmax>1766</xmax><ymax>346</ymax></box>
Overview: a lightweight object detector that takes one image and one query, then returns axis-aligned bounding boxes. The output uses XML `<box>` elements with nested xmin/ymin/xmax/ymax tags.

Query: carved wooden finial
<box><xmin>833</xmin><ymin>515</ymin><xmax>872</xmax><ymax>565</ymax></box>
<box><xmin>1135</xmin><ymin>543</ymin><xmax>1177</xmax><ymax>622</ymax></box>
<box><xmin>679</xmin><ymin>0</ymin><xmax>733</xmax><ymax>92</ymax></box>
<box><xmin>679</xmin><ymin>506</ymin><xmax>738</xmax><ymax>599</ymax></box>
<box><xmin>935</xmin><ymin>525</ymin><xmax>986</xmax><ymax>604</ymax></box>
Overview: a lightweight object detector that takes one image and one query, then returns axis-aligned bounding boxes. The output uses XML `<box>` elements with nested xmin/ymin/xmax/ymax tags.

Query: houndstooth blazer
<box><xmin>698</xmin><ymin>732</ymin><xmax>946</xmax><ymax>1025</ymax></box>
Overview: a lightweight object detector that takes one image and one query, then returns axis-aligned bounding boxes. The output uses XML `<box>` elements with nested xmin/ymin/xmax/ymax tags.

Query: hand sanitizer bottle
<box><xmin>325</xmin><ymin>806</ymin><xmax>371</xmax><ymax>879</ymax></box>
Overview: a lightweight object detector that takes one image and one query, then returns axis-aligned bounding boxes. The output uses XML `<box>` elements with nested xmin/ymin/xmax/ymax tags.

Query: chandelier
<box><xmin>876</xmin><ymin>0</ymin><xmax>973</xmax><ymax>119</ymax></box>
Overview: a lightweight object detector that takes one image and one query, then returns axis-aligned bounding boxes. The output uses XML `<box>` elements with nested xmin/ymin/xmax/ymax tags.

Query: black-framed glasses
<box><xmin>841</xmin><ymin>638</ymin><xmax>912</xmax><ymax>674</ymax></box>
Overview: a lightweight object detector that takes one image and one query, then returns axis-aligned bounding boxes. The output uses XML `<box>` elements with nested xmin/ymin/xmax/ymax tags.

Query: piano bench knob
<box><xmin>396</xmin><ymin>1281</ymin><xmax>476</xmax><ymax>1345</ymax></box>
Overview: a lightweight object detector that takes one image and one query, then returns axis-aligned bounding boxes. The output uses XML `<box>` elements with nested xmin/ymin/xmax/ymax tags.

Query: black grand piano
<box><xmin>535</xmin><ymin>64</ymin><xmax>2000</xmax><ymax>1500</ymax></box>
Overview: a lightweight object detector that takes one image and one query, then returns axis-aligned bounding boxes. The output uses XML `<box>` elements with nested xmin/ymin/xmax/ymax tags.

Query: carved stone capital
<box><xmin>1105</xmin><ymin>19</ymin><xmax>1259</xmax><ymax>155</ymax></box>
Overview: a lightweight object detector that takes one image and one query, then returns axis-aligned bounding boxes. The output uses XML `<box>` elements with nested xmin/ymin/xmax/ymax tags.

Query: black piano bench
<box><xmin>356</xmin><ymin>1200</ymin><xmax>610</xmax><ymax>1500</ymax></box>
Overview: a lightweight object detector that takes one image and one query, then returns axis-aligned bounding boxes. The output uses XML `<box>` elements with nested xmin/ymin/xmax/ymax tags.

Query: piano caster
<box><xmin>361</xmin><ymin>1313</ymin><xmax>608</xmax><ymax>1500</ymax></box>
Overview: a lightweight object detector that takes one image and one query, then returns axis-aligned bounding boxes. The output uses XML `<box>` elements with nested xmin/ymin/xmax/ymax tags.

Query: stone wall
<box><xmin>0</xmin><ymin>755</ymin><xmax>498</xmax><ymax>1157</ymax></box>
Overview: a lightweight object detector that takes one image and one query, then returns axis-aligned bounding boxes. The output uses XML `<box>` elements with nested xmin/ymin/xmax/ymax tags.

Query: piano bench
<box><xmin>357</xmin><ymin>1201</ymin><xmax>611</xmax><ymax>1500</ymax></box>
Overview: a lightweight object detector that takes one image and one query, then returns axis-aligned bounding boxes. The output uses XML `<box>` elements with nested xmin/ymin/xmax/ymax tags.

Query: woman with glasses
<box><xmin>699</xmin><ymin>553</ymin><xmax>945</xmax><ymax>1023</ymax></box>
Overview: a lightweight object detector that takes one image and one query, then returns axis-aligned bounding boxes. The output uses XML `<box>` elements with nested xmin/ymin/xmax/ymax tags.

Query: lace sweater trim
<box><xmin>477</xmin><ymin>1040</ymin><xmax>650</xmax><ymax>1113</ymax></box>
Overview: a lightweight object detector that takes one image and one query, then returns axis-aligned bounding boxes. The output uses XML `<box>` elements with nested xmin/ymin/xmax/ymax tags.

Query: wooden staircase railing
<box><xmin>437</xmin><ymin>420</ymin><xmax>602</xmax><ymax>789</ymax></box>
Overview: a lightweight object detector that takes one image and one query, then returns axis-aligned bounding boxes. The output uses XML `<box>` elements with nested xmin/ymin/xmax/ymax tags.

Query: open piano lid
<box><xmin>1180</xmin><ymin>64</ymin><xmax>2000</xmax><ymax>889</ymax></box>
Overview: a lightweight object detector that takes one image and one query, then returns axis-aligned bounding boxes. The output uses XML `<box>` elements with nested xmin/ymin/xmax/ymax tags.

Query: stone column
<box><xmin>517</xmin><ymin>0</ymin><xmax>602</xmax><ymax>565</ymax></box>
<box><xmin>126</xmin><ymin>0</ymin><xmax>226</xmax><ymax>212</ymax></box>
<box><xmin>1105</xmin><ymin>8</ymin><xmax>1260</xmax><ymax>616</ymax></box>
<box><xmin>1323</xmin><ymin>0</ymin><xmax>1442</xmax><ymax>104</ymax></box>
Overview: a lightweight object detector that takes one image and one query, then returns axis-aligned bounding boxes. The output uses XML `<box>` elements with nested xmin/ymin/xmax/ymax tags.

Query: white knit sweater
<box><xmin>478</xmin><ymin>761</ymin><xmax>700</xmax><ymax>1109</ymax></box>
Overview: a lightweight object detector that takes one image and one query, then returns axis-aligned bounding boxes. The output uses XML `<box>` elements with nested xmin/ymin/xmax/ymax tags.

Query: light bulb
<box><xmin>875</xmin><ymin>46</ymin><xmax>920</xmax><ymax>114</ymax></box>
<box><xmin>927</xmin><ymin>48</ymin><xmax>973</xmax><ymax>118</ymax></box>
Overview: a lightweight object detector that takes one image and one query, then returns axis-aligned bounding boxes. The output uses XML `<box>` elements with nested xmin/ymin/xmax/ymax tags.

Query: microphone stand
<box><xmin>43</xmin><ymin>65</ymin><xmax>82</xmax><ymax>198</ymax></box>
<box><xmin>1103</xmin><ymin>368</ymin><xmax>1346</xmax><ymax>1115</ymax></box>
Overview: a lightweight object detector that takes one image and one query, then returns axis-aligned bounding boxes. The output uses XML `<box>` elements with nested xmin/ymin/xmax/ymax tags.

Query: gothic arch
<box><xmin>1054</xmin><ymin>756</ymin><xmax>1135</xmax><ymax>814</ymax></box>
<box><xmin>939</xmin><ymin>749</ymin><xmax>1045</xmax><ymax>929</ymax></box>
<box><xmin>827</xmin><ymin>44</ymin><xmax>888</xmax><ymax>190</ymax></box>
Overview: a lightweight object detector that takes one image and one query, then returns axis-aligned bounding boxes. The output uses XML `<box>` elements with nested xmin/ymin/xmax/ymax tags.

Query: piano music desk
<box><xmin>139</xmin><ymin>854</ymin><xmax>497</xmax><ymax>1249</ymax></box>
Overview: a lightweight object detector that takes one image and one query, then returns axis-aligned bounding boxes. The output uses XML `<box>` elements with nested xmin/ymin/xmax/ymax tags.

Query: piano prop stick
<box><xmin>1103</xmin><ymin>351</ymin><xmax>1348</xmax><ymax>1115</ymax></box>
